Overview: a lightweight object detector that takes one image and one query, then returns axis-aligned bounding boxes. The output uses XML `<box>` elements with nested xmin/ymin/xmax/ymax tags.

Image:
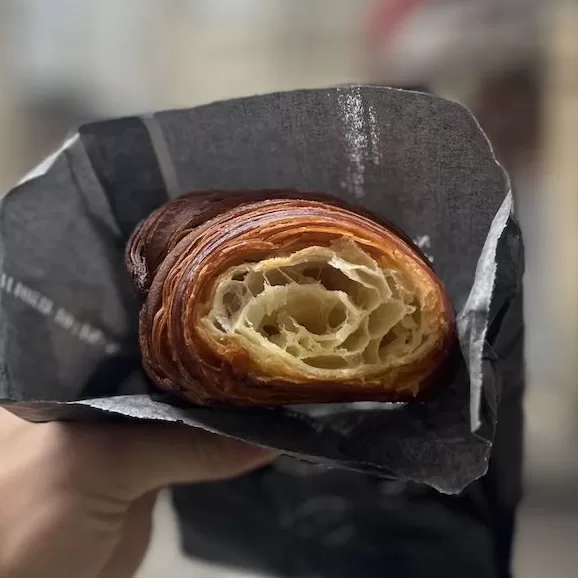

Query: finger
<box><xmin>0</xmin><ymin>407</ymin><xmax>27</xmax><ymax>435</ymax></box>
<box><xmin>98</xmin><ymin>492</ymin><xmax>157</xmax><ymax>578</ymax></box>
<box><xmin>99</xmin><ymin>424</ymin><xmax>277</xmax><ymax>499</ymax></box>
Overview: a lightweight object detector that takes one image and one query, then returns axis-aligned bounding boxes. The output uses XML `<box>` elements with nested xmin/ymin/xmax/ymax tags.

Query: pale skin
<box><xmin>0</xmin><ymin>408</ymin><xmax>276</xmax><ymax>578</ymax></box>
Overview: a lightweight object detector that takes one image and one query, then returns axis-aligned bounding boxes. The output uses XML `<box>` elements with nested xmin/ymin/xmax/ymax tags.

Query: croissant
<box><xmin>126</xmin><ymin>191</ymin><xmax>456</xmax><ymax>406</ymax></box>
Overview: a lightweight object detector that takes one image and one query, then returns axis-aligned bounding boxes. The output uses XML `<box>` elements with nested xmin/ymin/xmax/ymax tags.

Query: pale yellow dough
<box><xmin>201</xmin><ymin>239</ymin><xmax>438</xmax><ymax>380</ymax></box>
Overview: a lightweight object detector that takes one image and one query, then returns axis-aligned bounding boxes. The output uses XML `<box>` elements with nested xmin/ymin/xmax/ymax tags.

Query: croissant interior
<box><xmin>203</xmin><ymin>238</ymin><xmax>430</xmax><ymax>379</ymax></box>
<box><xmin>128</xmin><ymin>192</ymin><xmax>455</xmax><ymax>406</ymax></box>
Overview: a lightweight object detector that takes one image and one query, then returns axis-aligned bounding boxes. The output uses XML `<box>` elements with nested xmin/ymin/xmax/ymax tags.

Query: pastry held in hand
<box><xmin>126</xmin><ymin>192</ymin><xmax>456</xmax><ymax>406</ymax></box>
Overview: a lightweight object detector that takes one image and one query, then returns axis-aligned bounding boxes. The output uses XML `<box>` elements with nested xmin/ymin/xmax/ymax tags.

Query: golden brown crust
<box><xmin>126</xmin><ymin>191</ymin><xmax>456</xmax><ymax>406</ymax></box>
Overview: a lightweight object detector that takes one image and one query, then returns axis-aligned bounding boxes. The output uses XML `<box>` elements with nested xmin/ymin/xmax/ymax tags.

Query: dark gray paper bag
<box><xmin>0</xmin><ymin>86</ymin><xmax>522</xmax><ymax>496</ymax></box>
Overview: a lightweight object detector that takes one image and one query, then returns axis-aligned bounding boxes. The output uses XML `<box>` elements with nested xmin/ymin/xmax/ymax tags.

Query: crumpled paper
<box><xmin>0</xmin><ymin>86</ymin><xmax>522</xmax><ymax>495</ymax></box>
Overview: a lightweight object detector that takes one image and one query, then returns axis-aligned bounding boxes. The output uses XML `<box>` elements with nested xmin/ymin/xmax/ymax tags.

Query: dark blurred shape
<box><xmin>19</xmin><ymin>96</ymin><xmax>98</xmax><ymax>163</ymax></box>
<box><xmin>471</xmin><ymin>66</ymin><xmax>540</xmax><ymax>173</ymax></box>
<box><xmin>365</xmin><ymin>0</ymin><xmax>542</xmax><ymax>89</ymax></box>
<box><xmin>174</xmin><ymin>475</ymin><xmax>499</xmax><ymax>578</ymax></box>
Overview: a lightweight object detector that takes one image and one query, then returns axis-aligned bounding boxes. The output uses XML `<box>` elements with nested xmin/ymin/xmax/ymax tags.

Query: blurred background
<box><xmin>0</xmin><ymin>0</ymin><xmax>577</xmax><ymax>576</ymax></box>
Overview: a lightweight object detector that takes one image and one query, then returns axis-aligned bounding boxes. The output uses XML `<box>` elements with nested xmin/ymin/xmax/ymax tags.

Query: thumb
<box><xmin>100</xmin><ymin>424</ymin><xmax>277</xmax><ymax>500</ymax></box>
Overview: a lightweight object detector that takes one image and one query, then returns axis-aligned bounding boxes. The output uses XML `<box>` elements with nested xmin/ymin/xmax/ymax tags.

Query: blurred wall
<box><xmin>0</xmin><ymin>0</ymin><xmax>372</xmax><ymax>188</ymax></box>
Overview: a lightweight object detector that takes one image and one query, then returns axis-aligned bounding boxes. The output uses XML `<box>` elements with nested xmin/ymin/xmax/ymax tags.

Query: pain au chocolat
<box><xmin>126</xmin><ymin>191</ymin><xmax>455</xmax><ymax>406</ymax></box>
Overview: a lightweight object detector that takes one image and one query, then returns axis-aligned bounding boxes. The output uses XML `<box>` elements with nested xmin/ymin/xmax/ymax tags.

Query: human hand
<box><xmin>0</xmin><ymin>408</ymin><xmax>275</xmax><ymax>578</ymax></box>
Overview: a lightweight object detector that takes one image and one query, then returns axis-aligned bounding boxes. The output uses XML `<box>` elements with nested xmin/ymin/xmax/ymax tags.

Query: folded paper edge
<box><xmin>0</xmin><ymin>395</ymin><xmax>489</xmax><ymax>494</ymax></box>
<box><xmin>457</xmin><ymin>193</ymin><xmax>514</xmax><ymax>431</ymax></box>
<box><xmin>446</xmin><ymin>96</ymin><xmax>514</xmax><ymax>433</ymax></box>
